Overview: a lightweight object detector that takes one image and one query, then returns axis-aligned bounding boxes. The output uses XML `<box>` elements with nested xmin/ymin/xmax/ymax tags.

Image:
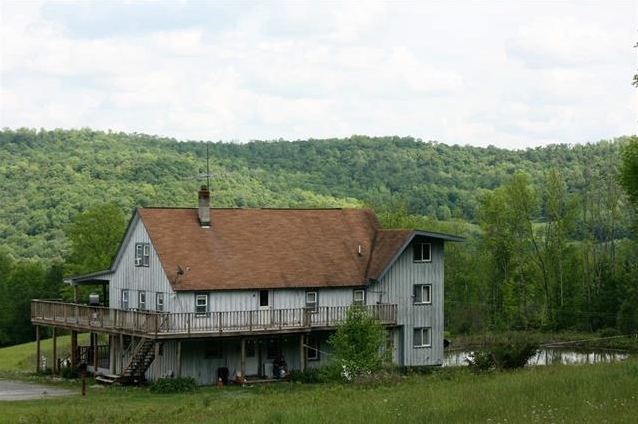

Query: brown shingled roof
<box><xmin>138</xmin><ymin>207</ymin><xmax>383</xmax><ymax>291</ymax></box>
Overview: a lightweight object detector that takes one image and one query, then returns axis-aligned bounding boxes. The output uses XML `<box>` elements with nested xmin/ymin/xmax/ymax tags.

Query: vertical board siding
<box><xmin>109</xmin><ymin>219</ymin><xmax>174</xmax><ymax>311</ymax></box>
<box><xmin>374</xmin><ymin>238</ymin><xmax>445</xmax><ymax>366</ymax></box>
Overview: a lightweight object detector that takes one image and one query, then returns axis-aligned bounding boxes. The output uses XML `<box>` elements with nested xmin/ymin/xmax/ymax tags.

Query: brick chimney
<box><xmin>198</xmin><ymin>186</ymin><xmax>211</xmax><ymax>228</ymax></box>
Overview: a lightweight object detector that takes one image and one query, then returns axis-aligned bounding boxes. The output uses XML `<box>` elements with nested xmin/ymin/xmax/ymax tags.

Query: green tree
<box><xmin>618</xmin><ymin>137</ymin><xmax>638</xmax><ymax>209</ymax></box>
<box><xmin>65</xmin><ymin>203</ymin><xmax>127</xmax><ymax>276</ymax></box>
<box><xmin>328</xmin><ymin>306</ymin><xmax>390</xmax><ymax>380</ymax></box>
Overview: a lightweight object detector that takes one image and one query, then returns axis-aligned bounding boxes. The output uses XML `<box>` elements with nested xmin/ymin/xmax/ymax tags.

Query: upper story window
<box><xmin>135</xmin><ymin>243</ymin><xmax>150</xmax><ymax>267</ymax></box>
<box><xmin>413</xmin><ymin>284</ymin><xmax>431</xmax><ymax>304</ymax></box>
<box><xmin>353</xmin><ymin>289</ymin><xmax>366</xmax><ymax>306</ymax></box>
<box><xmin>306</xmin><ymin>291</ymin><xmax>318</xmax><ymax>313</ymax></box>
<box><xmin>121</xmin><ymin>289</ymin><xmax>129</xmax><ymax>309</ymax></box>
<box><xmin>195</xmin><ymin>294</ymin><xmax>208</xmax><ymax>316</ymax></box>
<box><xmin>413</xmin><ymin>242</ymin><xmax>431</xmax><ymax>262</ymax></box>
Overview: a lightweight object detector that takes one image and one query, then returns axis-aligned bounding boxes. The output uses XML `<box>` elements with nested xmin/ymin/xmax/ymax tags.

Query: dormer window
<box><xmin>135</xmin><ymin>243</ymin><xmax>150</xmax><ymax>267</ymax></box>
<box><xmin>413</xmin><ymin>242</ymin><xmax>431</xmax><ymax>262</ymax></box>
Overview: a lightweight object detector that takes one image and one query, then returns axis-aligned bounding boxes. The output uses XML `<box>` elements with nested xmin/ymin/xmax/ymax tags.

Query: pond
<box><xmin>443</xmin><ymin>348</ymin><xmax>630</xmax><ymax>367</ymax></box>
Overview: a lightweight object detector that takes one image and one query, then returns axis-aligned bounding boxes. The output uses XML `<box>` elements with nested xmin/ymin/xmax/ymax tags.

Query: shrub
<box><xmin>288</xmin><ymin>365</ymin><xmax>341</xmax><ymax>384</ymax></box>
<box><xmin>467</xmin><ymin>333</ymin><xmax>539</xmax><ymax>372</ymax></box>
<box><xmin>149</xmin><ymin>377</ymin><xmax>197</xmax><ymax>394</ymax></box>
<box><xmin>328</xmin><ymin>306</ymin><xmax>391</xmax><ymax>382</ymax></box>
<box><xmin>466</xmin><ymin>350</ymin><xmax>496</xmax><ymax>372</ymax></box>
<box><xmin>59</xmin><ymin>366</ymin><xmax>79</xmax><ymax>379</ymax></box>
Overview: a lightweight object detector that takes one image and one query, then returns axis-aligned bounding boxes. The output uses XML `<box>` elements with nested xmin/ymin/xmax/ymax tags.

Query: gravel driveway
<box><xmin>0</xmin><ymin>379</ymin><xmax>75</xmax><ymax>401</ymax></box>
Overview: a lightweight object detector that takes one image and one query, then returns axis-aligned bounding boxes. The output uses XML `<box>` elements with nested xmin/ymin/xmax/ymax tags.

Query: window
<box><xmin>205</xmin><ymin>341</ymin><xmax>222</xmax><ymax>359</ymax></box>
<box><xmin>353</xmin><ymin>289</ymin><xmax>366</xmax><ymax>306</ymax></box>
<box><xmin>306</xmin><ymin>291</ymin><xmax>318</xmax><ymax>313</ymax></box>
<box><xmin>307</xmin><ymin>335</ymin><xmax>320</xmax><ymax>361</ymax></box>
<box><xmin>414</xmin><ymin>327</ymin><xmax>431</xmax><ymax>347</ymax></box>
<box><xmin>267</xmin><ymin>338</ymin><xmax>281</xmax><ymax>359</ymax></box>
<box><xmin>413</xmin><ymin>242</ymin><xmax>431</xmax><ymax>262</ymax></box>
<box><xmin>156</xmin><ymin>292</ymin><xmax>164</xmax><ymax>312</ymax></box>
<box><xmin>138</xmin><ymin>291</ymin><xmax>146</xmax><ymax>310</ymax></box>
<box><xmin>246</xmin><ymin>340</ymin><xmax>256</xmax><ymax>358</ymax></box>
<box><xmin>121</xmin><ymin>289</ymin><xmax>129</xmax><ymax>309</ymax></box>
<box><xmin>135</xmin><ymin>243</ymin><xmax>150</xmax><ymax>267</ymax></box>
<box><xmin>195</xmin><ymin>294</ymin><xmax>208</xmax><ymax>316</ymax></box>
<box><xmin>413</xmin><ymin>285</ymin><xmax>431</xmax><ymax>304</ymax></box>
<box><xmin>259</xmin><ymin>290</ymin><xmax>269</xmax><ymax>307</ymax></box>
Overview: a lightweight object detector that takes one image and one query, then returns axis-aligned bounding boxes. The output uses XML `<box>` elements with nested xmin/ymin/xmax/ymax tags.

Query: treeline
<box><xmin>0</xmin><ymin>128</ymin><xmax>637</xmax><ymax>345</ymax></box>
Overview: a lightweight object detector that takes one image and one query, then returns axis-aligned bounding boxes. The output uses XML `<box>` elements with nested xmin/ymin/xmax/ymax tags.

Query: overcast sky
<box><xmin>1</xmin><ymin>1</ymin><xmax>636</xmax><ymax>149</ymax></box>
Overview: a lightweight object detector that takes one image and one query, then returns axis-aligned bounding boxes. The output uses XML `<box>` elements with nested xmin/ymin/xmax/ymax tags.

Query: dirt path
<box><xmin>0</xmin><ymin>379</ymin><xmax>75</xmax><ymax>401</ymax></box>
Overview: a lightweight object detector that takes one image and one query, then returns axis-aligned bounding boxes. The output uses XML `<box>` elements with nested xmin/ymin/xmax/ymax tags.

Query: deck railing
<box><xmin>31</xmin><ymin>300</ymin><xmax>397</xmax><ymax>338</ymax></box>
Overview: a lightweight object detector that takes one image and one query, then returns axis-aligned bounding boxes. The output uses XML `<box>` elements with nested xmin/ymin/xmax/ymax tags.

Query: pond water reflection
<box><xmin>443</xmin><ymin>348</ymin><xmax>630</xmax><ymax>367</ymax></box>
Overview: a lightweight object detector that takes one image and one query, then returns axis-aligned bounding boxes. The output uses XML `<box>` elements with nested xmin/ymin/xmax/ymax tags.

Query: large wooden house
<box><xmin>31</xmin><ymin>188</ymin><xmax>462</xmax><ymax>385</ymax></box>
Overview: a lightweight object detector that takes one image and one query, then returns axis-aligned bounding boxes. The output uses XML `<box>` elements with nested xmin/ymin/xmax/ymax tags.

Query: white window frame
<box><xmin>138</xmin><ymin>291</ymin><xmax>146</xmax><ymax>310</ymax></box>
<box><xmin>135</xmin><ymin>242</ymin><xmax>150</xmax><ymax>267</ymax></box>
<box><xmin>306</xmin><ymin>291</ymin><xmax>318</xmax><ymax>313</ymax></box>
<box><xmin>156</xmin><ymin>292</ymin><xmax>164</xmax><ymax>312</ymax></box>
<box><xmin>413</xmin><ymin>284</ymin><xmax>432</xmax><ymax>304</ymax></box>
<box><xmin>413</xmin><ymin>242</ymin><xmax>432</xmax><ymax>262</ymax></box>
<box><xmin>414</xmin><ymin>327</ymin><xmax>431</xmax><ymax>348</ymax></box>
<box><xmin>121</xmin><ymin>289</ymin><xmax>129</xmax><ymax>309</ymax></box>
<box><xmin>195</xmin><ymin>294</ymin><xmax>208</xmax><ymax>316</ymax></box>
<box><xmin>353</xmin><ymin>289</ymin><xmax>366</xmax><ymax>306</ymax></box>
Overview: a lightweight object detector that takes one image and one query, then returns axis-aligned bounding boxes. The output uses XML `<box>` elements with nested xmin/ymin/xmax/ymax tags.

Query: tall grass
<box><xmin>0</xmin><ymin>334</ymin><xmax>90</xmax><ymax>378</ymax></box>
<box><xmin>2</xmin><ymin>358</ymin><xmax>637</xmax><ymax>423</ymax></box>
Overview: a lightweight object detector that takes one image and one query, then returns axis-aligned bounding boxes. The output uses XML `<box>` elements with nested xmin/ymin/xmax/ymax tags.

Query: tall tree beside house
<box><xmin>62</xmin><ymin>203</ymin><xmax>127</xmax><ymax>302</ymax></box>
<box><xmin>65</xmin><ymin>203</ymin><xmax>127</xmax><ymax>277</ymax></box>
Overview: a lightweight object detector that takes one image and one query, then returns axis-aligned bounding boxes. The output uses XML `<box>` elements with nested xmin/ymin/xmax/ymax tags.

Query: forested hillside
<box><xmin>1</xmin><ymin>128</ymin><xmax>632</xmax><ymax>260</ymax></box>
<box><xmin>1</xmin><ymin>128</ymin><xmax>637</xmax><ymax>346</ymax></box>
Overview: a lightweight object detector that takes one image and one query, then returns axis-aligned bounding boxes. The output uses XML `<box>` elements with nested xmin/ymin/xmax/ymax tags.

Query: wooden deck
<box><xmin>31</xmin><ymin>300</ymin><xmax>397</xmax><ymax>338</ymax></box>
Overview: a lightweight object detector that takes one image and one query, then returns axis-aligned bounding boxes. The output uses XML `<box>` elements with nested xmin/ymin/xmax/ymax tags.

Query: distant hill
<box><xmin>0</xmin><ymin>128</ymin><xmax>632</xmax><ymax>260</ymax></box>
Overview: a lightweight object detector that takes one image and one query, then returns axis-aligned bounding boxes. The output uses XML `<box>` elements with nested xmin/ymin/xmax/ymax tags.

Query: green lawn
<box><xmin>2</xmin><ymin>336</ymin><xmax>637</xmax><ymax>423</ymax></box>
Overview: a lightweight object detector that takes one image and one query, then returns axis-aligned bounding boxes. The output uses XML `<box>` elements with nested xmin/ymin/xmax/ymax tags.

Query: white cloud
<box><xmin>0</xmin><ymin>0</ymin><xmax>635</xmax><ymax>148</ymax></box>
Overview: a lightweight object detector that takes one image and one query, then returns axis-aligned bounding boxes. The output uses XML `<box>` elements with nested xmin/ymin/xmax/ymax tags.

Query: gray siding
<box><xmin>373</xmin><ymin>238</ymin><xmax>445</xmax><ymax>366</ymax></box>
<box><xmin>108</xmin><ymin>218</ymin><xmax>175</xmax><ymax>311</ymax></box>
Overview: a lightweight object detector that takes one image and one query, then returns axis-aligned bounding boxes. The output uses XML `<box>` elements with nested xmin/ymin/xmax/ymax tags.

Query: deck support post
<box><xmin>35</xmin><ymin>325</ymin><xmax>41</xmax><ymax>373</ymax></box>
<box><xmin>154</xmin><ymin>341</ymin><xmax>160</xmax><ymax>379</ymax></box>
<box><xmin>176</xmin><ymin>341</ymin><xmax>182</xmax><ymax>377</ymax></box>
<box><xmin>240</xmin><ymin>338</ymin><xmax>246</xmax><ymax>378</ymax></box>
<box><xmin>52</xmin><ymin>327</ymin><xmax>57</xmax><ymax>374</ymax></box>
<box><xmin>92</xmin><ymin>332</ymin><xmax>98</xmax><ymax>374</ymax></box>
<box><xmin>110</xmin><ymin>335</ymin><xmax>116</xmax><ymax>374</ymax></box>
<box><xmin>71</xmin><ymin>330</ymin><xmax>78</xmax><ymax>368</ymax></box>
<box><xmin>299</xmin><ymin>333</ymin><xmax>305</xmax><ymax>373</ymax></box>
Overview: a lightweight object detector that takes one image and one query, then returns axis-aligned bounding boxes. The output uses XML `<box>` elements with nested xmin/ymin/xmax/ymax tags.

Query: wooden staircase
<box><xmin>96</xmin><ymin>338</ymin><xmax>161</xmax><ymax>385</ymax></box>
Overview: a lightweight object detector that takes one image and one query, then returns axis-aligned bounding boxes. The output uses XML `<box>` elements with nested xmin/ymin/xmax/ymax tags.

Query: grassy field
<box><xmin>2</xmin><ymin>336</ymin><xmax>637</xmax><ymax>423</ymax></box>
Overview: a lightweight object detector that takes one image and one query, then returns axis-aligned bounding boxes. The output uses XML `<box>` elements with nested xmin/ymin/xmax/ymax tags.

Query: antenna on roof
<box><xmin>206</xmin><ymin>141</ymin><xmax>210</xmax><ymax>190</ymax></box>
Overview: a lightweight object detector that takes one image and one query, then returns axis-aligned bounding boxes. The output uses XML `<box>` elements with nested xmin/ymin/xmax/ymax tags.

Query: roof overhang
<box><xmin>372</xmin><ymin>229</ymin><xmax>464</xmax><ymax>282</ymax></box>
<box><xmin>64</xmin><ymin>269</ymin><xmax>112</xmax><ymax>286</ymax></box>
